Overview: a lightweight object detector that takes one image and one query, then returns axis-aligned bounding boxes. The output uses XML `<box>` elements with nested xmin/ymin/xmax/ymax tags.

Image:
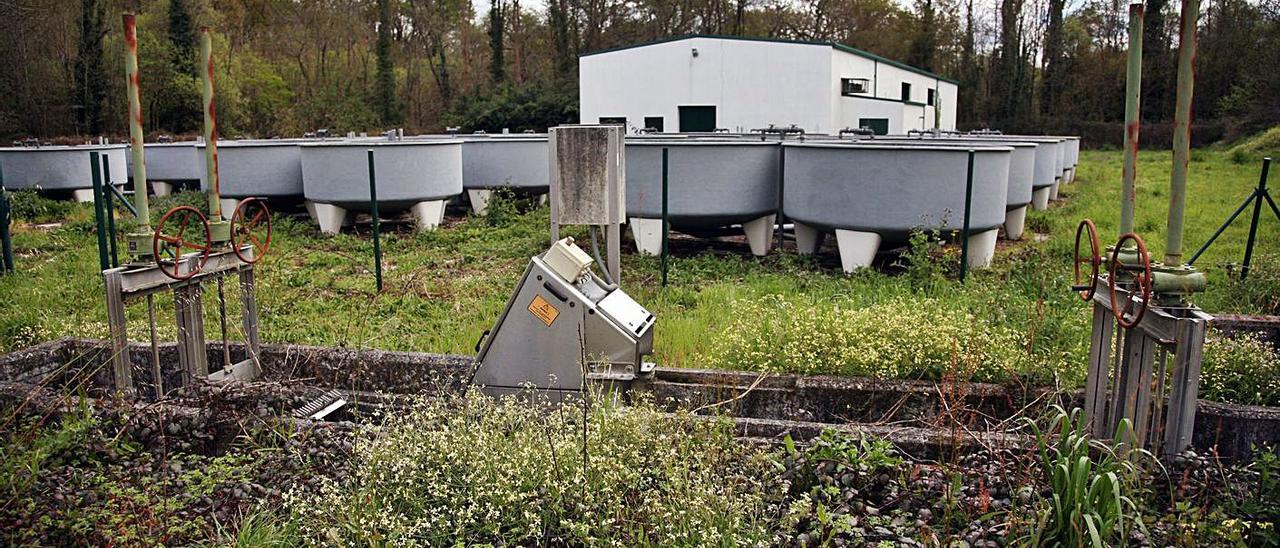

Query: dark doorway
<box><xmin>643</xmin><ymin>116</ymin><xmax>664</xmax><ymax>132</ymax></box>
<box><xmin>858</xmin><ymin>118</ymin><xmax>889</xmax><ymax>135</ymax></box>
<box><xmin>678</xmin><ymin>106</ymin><xmax>716</xmax><ymax>132</ymax></box>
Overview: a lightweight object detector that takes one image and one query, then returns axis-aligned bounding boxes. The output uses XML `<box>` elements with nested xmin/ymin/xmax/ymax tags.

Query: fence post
<box><xmin>1241</xmin><ymin>157</ymin><xmax>1271</xmax><ymax>279</ymax></box>
<box><xmin>661</xmin><ymin>147</ymin><xmax>669</xmax><ymax>287</ymax></box>
<box><xmin>0</xmin><ymin>163</ymin><xmax>13</xmax><ymax>273</ymax></box>
<box><xmin>367</xmin><ymin>149</ymin><xmax>383</xmax><ymax>292</ymax></box>
<box><xmin>102</xmin><ymin>155</ymin><xmax>119</xmax><ymax>268</ymax></box>
<box><xmin>90</xmin><ymin>151</ymin><xmax>110</xmax><ymax>272</ymax></box>
<box><xmin>959</xmin><ymin>149</ymin><xmax>975</xmax><ymax>282</ymax></box>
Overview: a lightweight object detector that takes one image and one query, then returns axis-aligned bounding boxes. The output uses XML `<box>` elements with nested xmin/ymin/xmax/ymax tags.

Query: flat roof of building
<box><xmin>580</xmin><ymin>34</ymin><xmax>960</xmax><ymax>85</ymax></box>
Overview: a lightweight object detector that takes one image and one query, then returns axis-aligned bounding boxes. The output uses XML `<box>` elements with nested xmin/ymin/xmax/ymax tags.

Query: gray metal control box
<box><xmin>471</xmin><ymin>240</ymin><xmax>655</xmax><ymax>399</ymax></box>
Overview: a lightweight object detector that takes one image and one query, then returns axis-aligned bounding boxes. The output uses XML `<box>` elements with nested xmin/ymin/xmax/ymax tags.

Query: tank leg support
<box><xmin>629</xmin><ymin>217</ymin><xmax>663</xmax><ymax>256</ymax></box>
<box><xmin>73</xmin><ymin>189</ymin><xmax>96</xmax><ymax>202</ymax></box>
<box><xmin>467</xmin><ymin>189</ymin><xmax>493</xmax><ymax>216</ymax></box>
<box><xmin>152</xmin><ymin>181</ymin><xmax>174</xmax><ymax>197</ymax></box>
<box><xmin>411</xmin><ymin>200</ymin><xmax>446</xmax><ymax>232</ymax></box>
<box><xmin>1003</xmin><ymin>205</ymin><xmax>1028</xmax><ymax>241</ymax></box>
<box><xmin>834</xmin><ymin>230</ymin><xmax>880</xmax><ymax>273</ymax></box>
<box><xmin>1050</xmin><ymin>181</ymin><xmax>1061</xmax><ymax>201</ymax></box>
<box><xmin>1032</xmin><ymin>187</ymin><xmax>1051</xmax><ymax>210</ymax></box>
<box><xmin>794</xmin><ymin>222</ymin><xmax>825</xmax><ymax>255</ymax></box>
<box><xmin>742</xmin><ymin>214</ymin><xmax>775</xmax><ymax>257</ymax></box>
<box><xmin>966</xmin><ymin>229</ymin><xmax>999</xmax><ymax>269</ymax></box>
<box><xmin>313</xmin><ymin>203</ymin><xmax>348</xmax><ymax>235</ymax></box>
<box><xmin>219</xmin><ymin>198</ymin><xmax>240</xmax><ymax>220</ymax></box>
<box><xmin>304</xmin><ymin>201</ymin><xmax>319</xmax><ymax>225</ymax></box>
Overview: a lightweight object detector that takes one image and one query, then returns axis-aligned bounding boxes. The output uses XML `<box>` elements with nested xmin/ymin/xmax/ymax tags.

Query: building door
<box><xmin>858</xmin><ymin>118</ymin><xmax>889</xmax><ymax>135</ymax></box>
<box><xmin>678</xmin><ymin>106</ymin><xmax>716</xmax><ymax>132</ymax></box>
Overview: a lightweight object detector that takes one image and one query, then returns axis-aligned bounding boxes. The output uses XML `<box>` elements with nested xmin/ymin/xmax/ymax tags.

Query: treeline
<box><xmin>1</xmin><ymin>0</ymin><xmax>1277</xmax><ymax>143</ymax></box>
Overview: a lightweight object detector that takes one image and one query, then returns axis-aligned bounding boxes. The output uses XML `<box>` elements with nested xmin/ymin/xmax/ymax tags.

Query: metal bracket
<box><xmin>103</xmin><ymin>246</ymin><xmax>262</xmax><ymax>396</ymax></box>
<box><xmin>1083</xmin><ymin>276</ymin><xmax>1211</xmax><ymax>458</ymax></box>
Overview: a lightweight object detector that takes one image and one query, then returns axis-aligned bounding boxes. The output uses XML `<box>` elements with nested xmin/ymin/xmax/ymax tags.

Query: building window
<box><xmin>841</xmin><ymin>78</ymin><xmax>870</xmax><ymax>96</ymax></box>
<box><xmin>598</xmin><ymin>117</ymin><xmax>626</xmax><ymax>126</ymax></box>
<box><xmin>927</xmin><ymin>89</ymin><xmax>936</xmax><ymax>106</ymax></box>
<box><xmin>858</xmin><ymin>118</ymin><xmax>889</xmax><ymax>136</ymax></box>
<box><xmin>643</xmin><ymin>116</ymin><xmax>664</xmax><ymax>133</ymax></box>
<box><xmin>900</xmin><ymin>82</ymin><xmax>912</xmax><ymax>102</ymax></box>
<box><xmin>678</xmin><ymin>106</ymin><xmax>717</xmax><ymax>132</ymax></box>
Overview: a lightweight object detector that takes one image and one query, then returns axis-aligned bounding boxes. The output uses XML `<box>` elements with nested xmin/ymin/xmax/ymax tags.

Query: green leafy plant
<box><xmin>700</xmin><ymin>293</ymin><xmax>1038</xmax><ymax>383</ymax></box>
<box><xmin>1200</xmin><ymin>332</ymin><xmax>1280</xmax><ymax>407</ymax></box>
<box><xmin>1020</xmin><ymin>406</ymin><xmax>1148</xmax><ymax>547</ymax></box>
<box><xmin>5</xmin><ymin>190</ymin><xmax>81</xmax><ymax>224</ymax></box>
<box><xmin>0</xmin><ymin>401</ymin><xmax>97</xmax><ymax>497</ymax></box>
<box><xmin>285</xmin><ymin>391</ymin><xmax>780</xmax><ymax>545</ymax></box>
<box><xmin>482</xmin><ymin>187</ymin><xmax>542</xmax><ymax>227</ymax></box>
<box><xmin>892</xmin><ymin>228</ymin><xmax>953</xmax><ymax>291</ymax></box>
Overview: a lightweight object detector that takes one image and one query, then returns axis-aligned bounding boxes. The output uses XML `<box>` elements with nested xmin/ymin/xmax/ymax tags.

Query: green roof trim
<box><xmin>841</xmin><ymin>94</ymin><xmax>929</xmax><ymax>107</ymax></box>
<box><xmin>580</xmin><ymin>34</ymin><xmax>960</xmax><ymax>85</ymax></box>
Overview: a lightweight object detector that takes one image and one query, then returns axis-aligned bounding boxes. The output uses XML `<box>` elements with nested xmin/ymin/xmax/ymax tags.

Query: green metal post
<box><xmin>1121</xmin><ymin>2</ymin><xmax>1144</xmax><ymax>236</ymax></box>
<box><xmin>102</xmin><ymin>156</ymin><xmax>119</xmax><ymax>268</ymax></box>
<box><xmin>0</xmin><ymin>164</ymin><xmax>13</xmax><ymax>273</ymax></box>
<box><xmin>660</xmin><ymin>148</ymin><xmax>669</xmax><ymax>286</ymax></box>
<box><xmin>1188</xmin><ymin>189</ymin><xmax>1258</xmax><ymax>266</ymax></box>
<box><xmin>1241</xmin><ymin>158</ymin><xmax>1271</xmax><ymax>279</ymax></box>
<box><xmin>1164</xmin><ymin>0</ymin><xmax>1199</xmax><ymax>265</ymax></box>
<box><xmin>960</xmin><ymin>149</ymin><xmax>975</xmax><ymax>282</ymax></box>
<box><xmin>107</xmin><ymin>184</ymin><xmax>138</xmax><ymax>218</ymax></box>
<box><xmin>123</xmin><ymin>13</ymin><xmax>149</xmax><ymax>225</ymax></box>
<box><xmin>368</xmin><ymin>149</ymin><xmax>383</xmax><ymax>292</ymax></box>
<box><xmin>200</xmin><ymin>27</ymin><xmax>222</xmax><ymax>221</ymax></box>
<box><xmin>90</xmin><ymin>152</ymin><xmax>110</xmax><ymax>272</ymax></box>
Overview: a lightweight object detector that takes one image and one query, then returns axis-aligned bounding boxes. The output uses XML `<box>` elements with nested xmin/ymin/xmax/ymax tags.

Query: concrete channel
<box><xmin>3</xmin><ymin>337</ymin><xmax>1276</xmax><ymax>460</ymax></box>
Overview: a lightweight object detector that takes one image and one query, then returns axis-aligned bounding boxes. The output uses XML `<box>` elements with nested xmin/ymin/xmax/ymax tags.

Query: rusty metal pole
<box><xmin>1121</xmin><ymin>2</ymin><xmax>1143</xmax><ymax>236</ymax></box>
<box><xmin>1165</xmin><ymin>0</ymin><xmax>1199</xmax><ymax>266</ymax></box>
<box><xmin>123</xmin><ymin>14</ymin><xmax>150</xmax><ymax>225</ymax></box>
<box><xmin>200</xmin><ymin>27</ymin><xmax>223</xmax><ymax>221</ymax></box>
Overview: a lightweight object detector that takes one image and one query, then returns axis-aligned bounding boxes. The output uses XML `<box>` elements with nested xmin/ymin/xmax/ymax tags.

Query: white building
<box><xmin>579</xmin><ymin>35</ymin><xmax>959</xmax><ymax>135</ymax></box>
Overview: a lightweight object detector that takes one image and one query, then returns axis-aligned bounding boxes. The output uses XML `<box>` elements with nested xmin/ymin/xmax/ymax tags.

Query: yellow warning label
<box><xmin>528</xmin><ymin>294</ymin><xmax>560</xmax><ymax>326</ymax></box>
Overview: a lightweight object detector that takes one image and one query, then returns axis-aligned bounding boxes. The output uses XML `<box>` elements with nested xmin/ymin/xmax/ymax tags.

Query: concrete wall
<box><xmin>837</xmin><ymin>96</ymin><xmax>906</xmax><ymax>134</ymax></box>
<box><xmin>829</xmin><ymin>48</ymin><xmax>958</xmax><ymax>133</ymax></box>
<box><xmin>580</xmin><ymin>36</ymin><xmax>959</xmax><ymax>135</ymax></box>
<box><xmin>580</xmin><ymin>37</ymin><xmax>833</xmax><ymax>134</ymax></box>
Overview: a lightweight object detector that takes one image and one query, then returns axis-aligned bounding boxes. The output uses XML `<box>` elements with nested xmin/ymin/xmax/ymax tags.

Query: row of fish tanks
<box><xmin>3</xmin><ymin>124</ymin><xmax>1278</xmax><ymax>546</ymax></box>
<box><xmin>3</xmin><ymin>13</ymin><xmax>1279</xmax><ymax>546</ymax></box>
<box><xmin>1</xmin><ymin>129</ymin><xmax>1078</xmax><ymax>273</ymax></box>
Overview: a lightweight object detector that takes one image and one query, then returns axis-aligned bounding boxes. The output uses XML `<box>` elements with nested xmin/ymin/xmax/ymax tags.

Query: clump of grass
<box><xmin>1201</xmin><ymin>331</ymin><xmax>1280</xmax><ymax>407</ymax></box>
<box><xmin>699</xmin><ymin>293</ymin><xmax>1045</xmax><ymax>383</ymax></box>
<box><xmin>1227</xmin><ymin>126</ymin><xmax>1280</xmax><ymax>164</ymax></box>
<box><xmin>150</xmin><ymin>190</ymin><xmax>211</xmax><ymax>217</ymax></box>
<box><xmin>1206</xmin><ymin>254</ymin><xmax>1280</xmax><ymax>315</ymax></box>
<box><xmin>1018</xmin><ymin>406</ymin><xmax>1149</xmax><ymax>547</ymax></box>
<box><xmin>285</xmin><ymin>391</ymin><xmax>781</xmax><ymax>545</ymax></box>
<box><xmin>210</xmin><ymin>509</ymin><xmax>299</xmax><ymax>548</ymax></box>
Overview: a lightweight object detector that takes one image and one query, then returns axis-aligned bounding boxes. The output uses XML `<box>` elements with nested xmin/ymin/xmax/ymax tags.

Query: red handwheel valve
<box><xmin>1071</xmin><ymin>219</ymin><xmax>1103</xmax><ymax>301</ymax></box>
<box><xmin>230</xmin><ymin>197</ymin><xmax>272</xmax><ymax>264</ymax></box>
<box><xmin>153</xmin><ymin>205</ymin><xmax>212</xmax><ymax>280</ymax></box>
<box><xmin>1108</xmin><ymin>232</ymin><xmax>1153</xmax><ymax>329</ymax></box>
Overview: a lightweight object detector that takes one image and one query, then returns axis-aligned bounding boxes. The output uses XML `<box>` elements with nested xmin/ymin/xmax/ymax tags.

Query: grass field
<box><xmin>1</xmin><ymin>148</ymin><xmax>1277</xmax><ymax>389</ymax></box>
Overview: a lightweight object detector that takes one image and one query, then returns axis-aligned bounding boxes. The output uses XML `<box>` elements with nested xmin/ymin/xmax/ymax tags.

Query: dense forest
<box><xmin>1</xmin><ymin>0</ymin><xmax>1277</xmax><ymax>145</ymax></box>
